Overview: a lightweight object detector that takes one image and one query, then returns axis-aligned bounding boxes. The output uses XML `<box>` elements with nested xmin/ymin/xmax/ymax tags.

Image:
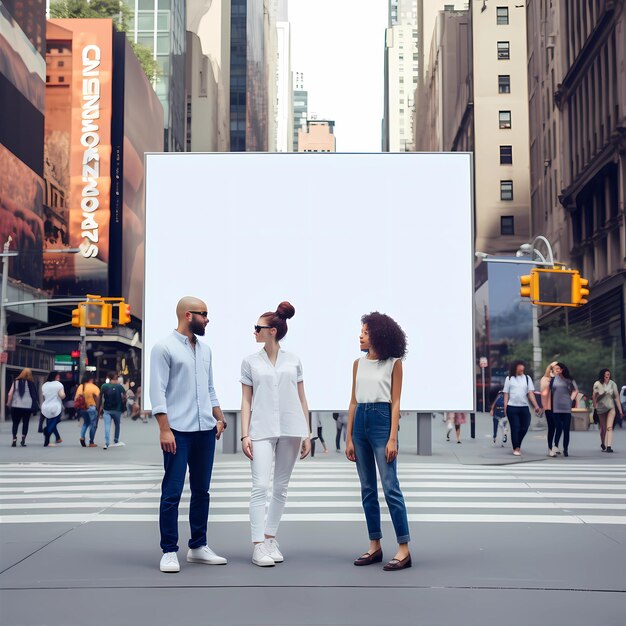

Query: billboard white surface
<box><xmin>143</xmin><ymin>153</ymin><xmax>474</xmax><ymax>412</ymax></box>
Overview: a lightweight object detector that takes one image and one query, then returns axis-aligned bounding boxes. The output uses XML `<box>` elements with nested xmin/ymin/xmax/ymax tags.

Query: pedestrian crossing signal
<box><xmin>118</xmin><ymin>302</ymin><xmax>131</xmax><ymax>325</ymax></box>
<box><xmin>71</xmin><ymin>307</ymin><xmax>84</xmax><ymax>328</ymax></box>
<box><xmin>519</xmin><ymin>268</ymin><xmax>589</xmax><ymax>307</ymax></box>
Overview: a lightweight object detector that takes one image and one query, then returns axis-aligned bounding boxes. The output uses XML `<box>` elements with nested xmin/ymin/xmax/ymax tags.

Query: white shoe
<box><xmin>160</xmin><ymin>552</ymin><xmax>180</xmax><ymax>573</ymax></box>
<box><xmin>513</xmin><ymin>450</ymin><xmax>521</xmax><ymax>456</ymax></box>
<box><xmin>103</xmin><ymin>444</ymin><xmax>108</xmax><ymax>450</ymax></box>
<box><xmin>548</xmin><ymin>449</ymin><xmax>556</xmax><ymax>457</ymax></box>
<box><xmin>110</xmin><ymin>442</ymin><xmax>125</xmax><ymax>447</ymax></box>
<box><xmin>264</xmin><ymin>538</ymin><xmax>284</xmax><ymax>563</ymax></box>
<box><xmin>187</xmin><ymin>545</ymin><xmax>227</xmax><ymax>565</ymax></box>
<box><xmin>553</xmin><ymin>446</ymin><xmax>562</xmax><ymax>455</ymax></box>
<box><xmin>252</xmin><ymin>543</ymin><xmax>275</xmax><ymax>567</ymax></box>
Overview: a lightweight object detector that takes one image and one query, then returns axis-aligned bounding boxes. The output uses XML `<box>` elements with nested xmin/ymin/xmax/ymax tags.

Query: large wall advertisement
<box><xmin>0</xmin><ymin>0</ymin><xmax>45</xmax><ymax>287</ymax></box>
<box><xmin>44</xmin><ymin>19</ymin><xmax>112</xmax><ymax>295</ymax></box>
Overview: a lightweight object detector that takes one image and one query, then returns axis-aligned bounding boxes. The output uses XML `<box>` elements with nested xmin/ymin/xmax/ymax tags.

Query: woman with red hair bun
<box><xmin>240</xmin><ymin>301</ymin><xmax>312</xmax><ymax>567</ymax></box>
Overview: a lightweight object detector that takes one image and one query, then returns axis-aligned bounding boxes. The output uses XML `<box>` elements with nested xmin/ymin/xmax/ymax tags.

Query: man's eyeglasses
<box><xmin>254</xmin><ymin>325</ymin><xmax>272</xmax><ymax>333</ymax></box>
<box><xmin>188</xmin><ymin>311</ymin><xmax>209</xmax><ymax>319</ymax></box>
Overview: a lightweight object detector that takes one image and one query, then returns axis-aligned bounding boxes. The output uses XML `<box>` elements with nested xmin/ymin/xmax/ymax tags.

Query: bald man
<box><xmin>150</xmin><ymin>296</ymin><xmax>228</xmax><ymax>573</ymax></box>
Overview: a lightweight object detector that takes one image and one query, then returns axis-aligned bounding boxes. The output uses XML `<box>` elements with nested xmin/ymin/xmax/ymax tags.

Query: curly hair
<box><xmin>361</xmin><ymin>312</ymin><xmax>407</xmax><ymax>361</ymax></box>
<box><xmin>598</xmin><ymin>368</ymin><xmax>611</xmax><ymax>383</ymax></box>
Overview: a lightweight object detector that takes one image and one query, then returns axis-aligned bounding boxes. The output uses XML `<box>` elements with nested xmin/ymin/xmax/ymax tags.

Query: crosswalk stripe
<box><xmin>2</xmin><ymin>461</ymin><xmax>626</xmax><ymax>525</ymax></box>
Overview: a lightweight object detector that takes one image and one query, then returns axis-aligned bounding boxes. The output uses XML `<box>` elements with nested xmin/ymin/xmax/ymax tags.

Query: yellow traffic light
<box><xmin>71</xmin><ymin>306</ymin><xmax>84</xmax><ymax>328</ymax></box>
<box><xmin>84</xmin><ymin>302</ymin><xmax>113</xmax><ymax>329</ymax></box>
<box><xmin>519</xmin><ymin>273</ymin><xmax>537</xmax><ymax>300</ymax></box>
<box><xmin>572</xmin><ymin>272</ymin><xmax>590</xmax><ymax>305</ymax></box>
<box><xmin>118</xmin><ymin>302</ymin><xmax>131</xmax><ymax>325</ymax></box>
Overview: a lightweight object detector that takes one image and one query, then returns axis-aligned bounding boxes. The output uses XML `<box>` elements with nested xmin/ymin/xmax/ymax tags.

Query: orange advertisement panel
<box><xmin>45</xmin><ymin>19</ymin><xmax>112</xmax><ymax>295</ymax></box>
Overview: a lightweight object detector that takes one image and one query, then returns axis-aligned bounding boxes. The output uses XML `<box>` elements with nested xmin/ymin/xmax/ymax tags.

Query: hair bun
<box><xmin>276</xmin><ymin>301</ymin><xmax>295</xmax><ymax>320</ymax></box>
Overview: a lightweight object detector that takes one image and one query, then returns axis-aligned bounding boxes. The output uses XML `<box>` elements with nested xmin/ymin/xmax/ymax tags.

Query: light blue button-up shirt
<box><xmin>150</xmin><ymin>330</ymin><xmax>220</xmax><ymax>432</ymax></box>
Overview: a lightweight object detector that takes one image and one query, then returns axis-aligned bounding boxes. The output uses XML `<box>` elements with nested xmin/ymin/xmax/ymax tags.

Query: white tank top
<box><xmin>355</xmin><ymin>356</ymin><xmax>399</xmax><ymax>403</ymax></box>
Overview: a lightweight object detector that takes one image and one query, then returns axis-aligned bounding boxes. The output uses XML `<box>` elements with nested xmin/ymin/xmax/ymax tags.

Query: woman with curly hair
<box><xmin>240</xmin><ymin>301</ymin><xmax>312</xmax><ymax>567</ymax></box>
<box><xmin>593</xmin><ymin>368</ymin><xmax>624</xmax><ymax>453</ymax></box>
<box><xmin>346</xmin><ymin>312</ymin><xmax>411</xmax><ymax>571</ymax></box>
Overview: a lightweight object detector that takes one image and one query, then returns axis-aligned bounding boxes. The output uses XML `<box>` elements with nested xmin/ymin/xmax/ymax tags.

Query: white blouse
<box><xmin>241</xmin><ymin>349</ymin><xmax>308</xmax><ymax>440</ymax></box>
<box><xmin>355</xmin><ymin>356</ymin><xmax>399</xmax><ymax>403</ymax></box>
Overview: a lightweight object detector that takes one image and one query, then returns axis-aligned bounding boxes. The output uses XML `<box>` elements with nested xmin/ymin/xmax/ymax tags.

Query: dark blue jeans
<box><xmin>79</xmin><ymin>407</ymin><xmax>98</xmax><ymax>443</ymax></box>
<box><xmin>160</xmin><ymin>428</ymin><xmax>216</xmax><ymax>553</ymax></box>
<box><xmin>553</xmin><ymin>412</ymin><xmax>571</xmax><ymax>452</ymax></box>
<box><xmin>506</xmin><ymin>405</ymin><xmax>531</xmax><ymax>450</ymax></box>
<box><xmin>353</xmin><ymin>403</ymin><xmax>410</xmax><ymax>544</ymax></box>
<box><xmin>44</xmin><ymin>415</ymin><xmax>61</xmax><ymax>446</ymax></box>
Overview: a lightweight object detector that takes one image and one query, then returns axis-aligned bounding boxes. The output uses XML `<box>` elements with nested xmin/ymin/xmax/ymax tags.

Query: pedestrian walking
<box><xmin>335</xmin><ymin>412</ymin><xmax>348</xmax><ymax>452</ymax></box>
<box><xmin>446</xmin><ymin>412</ymin><xmax>466</xmax><ymax>443</ymax></box>
<box><xmin>41</xmin><ymin>371</ymin><xmax>65</xmax><ymax>447</ymax></box>
<box><xmin>548</xmin><ymin>363</ymin><xmax>578</xmax><ymax>457</ymax></box>
<box><xmin>540</xmin><ymin>362</ymin><xmax>558</xmax><ymax>456</ymax></box>
<box><xmin>503</xmin><ymin>361</ymin><xmax>541</xmax><ymax>456</ymax></box>
<box><xmin>240</xmin><ymin>301</ymin><xmax>311</xmax><ymax>567</ymax></box>
<box><xmin>7</xmin><ymin>368</ymin><xmax>39</xmax><ymax>447</ymax></box>
<box><xmin>125</xmin><ymin>382</ymin><xmax>136</xmax><ymax>417</ymax></box>
<box><xmin>99</xmin><ymin>372</ymin><xmax>127</xmax><ymax>449</ymax></box>
<box><xmin>346</xmin><ymin>311</ymin><xmax>411</xmax><ymax>571</ymax></box>
<box><xmin>75</xmin><ymin>374</ymin><xmax>100</xmax><ymax>447</ymax></box>
<box><xmin>489</xmin><ymin>391</ymin><xmax>509</xmax><ymax>446</ymax></box>
<box><xmin>620</xmin><ymin>386</ymin><xmax>626</xmax><ymax>428</ymax></box>
<box><xmin>593</xmin><ymin>369</ymin><xmax>624</xmax><ymax>453</ymax></box>
<box><xmin>150</xmin><ymin>296</ymin><xmax>227</xmax><ymax>573</ymax></box>
<box><xmin>310</xmin><ymin>412</ymin><xmax>328</xmax><ymax>456</ymax></box>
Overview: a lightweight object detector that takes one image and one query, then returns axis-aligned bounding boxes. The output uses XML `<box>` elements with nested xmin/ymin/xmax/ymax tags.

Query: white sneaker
<box><xmin>553</xmin><ymin>446</ymin><xmax>562</xmax><ymax>455</ymax></box>
<box><xmin>110</xmin><ymin>442</ymin><xmax>125</xmax><ymax>447</ymax></box>
<box><xmin>548</xmin><ymin>449</ymin><xmax>556</xmax><ymax>457</ymax></box>
<box><xmin>252</xmin><ymin>543</ymin><xmax>275</xmax><ymax>567</ymax></box>
<box><xmin>103</xmin><ymin>444</ymin><xmax>108</xmax><ymax>450</ymax></box>
<box><xmin>160</xmin><ymin>552</ymin><xmax>180</xmax><ymax>573</ymax></box>
<box><xmin>264</xmin><ymin>538</ymin><xmax>284</xmax><ymax>563</ymax></box>
<box><xmin>187</xmin><ymin>545</ymin><xmax>227</xmax><ymax>565</ymax></box>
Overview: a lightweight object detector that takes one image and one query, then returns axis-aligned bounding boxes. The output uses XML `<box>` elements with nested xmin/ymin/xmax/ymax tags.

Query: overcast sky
<box><xmin>288</xmin><ymin>0</ymin><xmax>388</xmax><ymax>152</ymax></box>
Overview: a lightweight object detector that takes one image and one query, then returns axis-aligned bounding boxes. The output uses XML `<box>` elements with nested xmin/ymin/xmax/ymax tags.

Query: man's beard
<box><xmin>190</xmin><ymin>319</ymin><xmax>206</xmax><ymax>336</ymax></box>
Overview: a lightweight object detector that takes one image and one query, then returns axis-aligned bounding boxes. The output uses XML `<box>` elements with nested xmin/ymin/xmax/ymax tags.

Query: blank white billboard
<box><xmin>143</xmin><ymin>153</ymin><xmax>474</xmax><ymax>412</ymax></box>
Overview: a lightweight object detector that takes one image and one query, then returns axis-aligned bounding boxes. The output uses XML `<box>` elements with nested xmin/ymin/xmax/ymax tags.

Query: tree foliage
<box><xmin>505</xmin><ymin>326</ymin><xmax>623</xmax><ymax>394</ymax></box>
<box><xmin>50</xmin><ymin>0</ymin><xmax>159</xmax><ymax>81</ymax></box>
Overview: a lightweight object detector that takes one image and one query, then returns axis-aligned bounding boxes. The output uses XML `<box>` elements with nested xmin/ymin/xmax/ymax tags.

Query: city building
<box><xmin>383</xmin><ymin>0</ymin><xmax>418</xmax><ymax>152</ymax></box>
<box><xmin>187</xmin><ymin>0</ymin><xmax>231</xmax><ymax>151</ymax></box>
<box><xmin>45</xmin><ymin>18</ymin><xmax>163</xmax><ymax>311</ymax></box>
<box><xmin>0</xmin><ymin>0</ymin><xmax>52</xmax><ymax>394</ymax></box>
<box><xmin>527</xmin><ymin>0</ymin><xmax>626</xmax><ymax>360</ymax></box>
<box><xmin>292</xmin><ymin>71</ymin><xmax>307</xmax><ymax>152</ymax></box>
<box><xmin>230</xmin><ymin>0</ymin><xmax>271</xmax><ymax>152</ymax></box>
<box><xmin>297</xmin><ymin>120</ymin><xmax>336</xmax><ymax>153</ymax></box>
<box><xmin>416</xmin><ymin>2</ymin><xmax>531</xmax><ymax>256</ymax></box>
<box><xmin>124</xmin><ymin>0</ymin><xmax>186</xmax><ymax>152</ymax></box>
<box><xmin>275</xmin><ymin>20</ymin><xmax>293</xmax><ymax>152</ymax></box>
<box><xmin>185</xmin><ymin>30</ymin><xmax>218</xmax><ymax>151</ymax></box>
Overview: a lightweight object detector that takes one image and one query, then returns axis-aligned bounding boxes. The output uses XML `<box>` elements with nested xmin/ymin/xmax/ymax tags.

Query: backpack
<box><xmin>102</xmin><ymin>384</ymin><xmax>121</xmax><ymax>409</ymax></box>
<box><xmin>493</xmin><ymin>393</ymin><xmax>505</xmax><ymax>418</ymax></box>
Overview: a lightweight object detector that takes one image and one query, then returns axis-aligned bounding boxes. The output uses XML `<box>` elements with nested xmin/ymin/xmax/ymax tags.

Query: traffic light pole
<box><xmin>79</xmin><ymin>324</ymin><xmax>87</xmax><ymax>381</ymax></box>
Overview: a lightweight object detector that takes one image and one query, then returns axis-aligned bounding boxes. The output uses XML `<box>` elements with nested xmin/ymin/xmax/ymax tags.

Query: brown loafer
<box><xmin>354</xmin><ymin>548</ymin><xmax>383</xmax><ymax>566</ymax></box>
<box><xmin>383</xmin><ymin>554</ymin><xmax>412</xmax><ymax>571</ymax></box>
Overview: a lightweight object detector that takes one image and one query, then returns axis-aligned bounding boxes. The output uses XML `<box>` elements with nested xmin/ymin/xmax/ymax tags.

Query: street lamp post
<box><xmin>0</xmin><ymin>237</ymin><xmax>18</xmax><ymax>421</ymax></box>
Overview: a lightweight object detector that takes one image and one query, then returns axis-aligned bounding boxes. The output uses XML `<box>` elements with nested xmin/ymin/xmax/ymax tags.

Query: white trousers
<box><xmin>249</xmin><ymin>436</ymin><xmax>301</xmax><ymax>543</ymax></box>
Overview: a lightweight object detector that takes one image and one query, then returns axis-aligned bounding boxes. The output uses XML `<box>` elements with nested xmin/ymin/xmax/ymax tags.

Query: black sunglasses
<box><xmin>188</xmin><ymin>311</ymin><xmax>209</xmax><ymax>318</ymax></box>
<box><xmin>254</xmin><ymin>325</ymin><xmax>272</xmax><ymax>332</ymax></box>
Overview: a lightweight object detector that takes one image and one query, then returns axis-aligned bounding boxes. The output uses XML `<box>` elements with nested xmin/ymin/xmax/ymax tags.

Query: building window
<box><xmin>496</xmin><ymin>7</ymin><xmax>509</xmax><ymax>25</ymax></box>
<box><xmin>58</xmin><ymin>60</ymin><xmax>65</xmax><ymax>67</ymax></box>
<box><xmin>498</xmin><ymin>75</ymin><xmax>511</xmax><ymax>93</ymax></box>
<box><xmin>499</xmin><ymin>110</ymin><xmax>512</xmax><ymax>128</ymax></box>
<box><xmin>500</xmin><ymin>145</ymin><xmax>513</xmax><ymax>164</ymax></box>
<box><xmin>497</xmin><ymin>41</ymin><xmax>510</xmax><ymax>60</ymax></box>
<box><xmin>501</xmin><ymin>216</ymin><xmax>515</xmax><ymax>235</ymax></box>
<box><xmin>58</xmin><ymin>76</ymin><xmax>65</xmax><ymax>83</ymax></box>
<box><xmin>500</xmin><ymin>180</ymin><xmax>514</xmax><ymax>201</ymax></box>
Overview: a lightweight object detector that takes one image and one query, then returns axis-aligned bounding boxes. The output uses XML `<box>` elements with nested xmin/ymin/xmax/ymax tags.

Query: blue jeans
<box><xmin>103</xmin><ymin>410</ymin><xmax>122</xmax><ymax>445</ymax></box>
<box><xmin>80</xmin><ymin>407</ymin><xmax>98</xmax><ymax>443</ymax></box>
<box><xmin>506</xmin><ymin>405</ymin><xmax>531</xmax><ymax>450</ymax></box>
<box><xmin>44</xmin><ymin>415</ymin><xmax>62</xmax><ymax>446</ymax></box>
<box><xmin>352</xmin><ymin>403</ymin><xmax>410</xmax><ymax>544</ymax></box>
<box><xmin>160</xmin><ymin>428</ymin><xmax>216</xmax><ymax>553</ymax></box>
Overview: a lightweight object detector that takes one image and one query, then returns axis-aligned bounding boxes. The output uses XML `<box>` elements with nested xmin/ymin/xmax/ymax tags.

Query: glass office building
<box><xmin>125</xmin><ymin>0</ymin><xmax>186</xmax><ymax>152</ymax></box>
